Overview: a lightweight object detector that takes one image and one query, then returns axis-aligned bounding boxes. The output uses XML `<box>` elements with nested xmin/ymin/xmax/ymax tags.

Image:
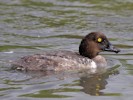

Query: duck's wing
<box><xmin>11</xmin><ymin>51</ymin><xmax>93</xmax><ymax>71</ymax></box>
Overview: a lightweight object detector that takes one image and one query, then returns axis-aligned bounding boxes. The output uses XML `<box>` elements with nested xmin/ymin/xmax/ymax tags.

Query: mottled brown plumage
<box><xmin>12</xmin><ymin>32</ymin><xmax>120</xmax><ymax>72</ymax></box>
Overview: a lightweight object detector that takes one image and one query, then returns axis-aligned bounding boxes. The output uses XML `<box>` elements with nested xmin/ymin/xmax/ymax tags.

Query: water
<box><xmin>0</xmin><ymin>0</ymin><xmax>133</xmax><ymax>100</ymax></box>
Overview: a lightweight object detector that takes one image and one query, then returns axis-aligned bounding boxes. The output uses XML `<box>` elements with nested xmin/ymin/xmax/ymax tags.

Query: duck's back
<box><xmin>12</xmin><ymin>51</ymin><xmax>95</xmax><ymax>71</ymax></box>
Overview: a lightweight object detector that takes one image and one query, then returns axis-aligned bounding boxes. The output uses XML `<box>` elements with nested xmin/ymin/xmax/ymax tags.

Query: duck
<box><xmin>12</xmin><ymin>32</ymin><xmax>120</xmax><ymax>72</ymax></box>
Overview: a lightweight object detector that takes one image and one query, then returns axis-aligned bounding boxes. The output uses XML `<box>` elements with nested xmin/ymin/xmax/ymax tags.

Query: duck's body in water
<box><xmin>12</xmin><ymin>32</ymin><xmax>120</xmax><ymax>72</ymax></box>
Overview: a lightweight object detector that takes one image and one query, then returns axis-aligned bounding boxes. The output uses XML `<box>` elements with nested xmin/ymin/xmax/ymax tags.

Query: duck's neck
<box><xmin>79</xmin><ymin>52</ymin><xmax>99</xmax><ymax>59</ymax></box>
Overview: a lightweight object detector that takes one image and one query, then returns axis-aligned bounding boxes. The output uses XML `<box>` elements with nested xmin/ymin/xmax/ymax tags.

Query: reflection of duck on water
<box><xmin>80</xmin><ymin>65</ymin><xmax>120</xmax><ymax>96</ymax></box>
<box><xmin>11</xmin><ymin>65</ymin><xmax>120</xmax><ymax>97</ymax></box>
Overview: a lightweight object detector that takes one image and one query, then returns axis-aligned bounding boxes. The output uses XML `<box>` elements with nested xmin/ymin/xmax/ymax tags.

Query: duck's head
<box><xmin>79</xmin><ymin>32</ymin><xmax>120</xmax><ymax>59</ymax></box>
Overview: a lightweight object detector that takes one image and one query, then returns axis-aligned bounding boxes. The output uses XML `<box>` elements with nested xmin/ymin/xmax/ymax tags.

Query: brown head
<box><xmin>79</xmin><ymin>32</ymin><xmax>120</xmax><ymax>59</ymax></box>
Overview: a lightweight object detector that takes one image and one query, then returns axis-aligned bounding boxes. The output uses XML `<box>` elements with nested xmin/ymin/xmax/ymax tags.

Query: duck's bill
<box><xmin>104</xmin><ymin>43</ymin><xmax>120</xmax><ymax>53</ymax></box>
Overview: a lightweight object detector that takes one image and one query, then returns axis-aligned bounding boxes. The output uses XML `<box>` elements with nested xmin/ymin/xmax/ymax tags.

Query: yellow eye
<box><xmin>97</xmin><ymin>38</ymin><xmax>102</xmax><ymax>42</ymax></box>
